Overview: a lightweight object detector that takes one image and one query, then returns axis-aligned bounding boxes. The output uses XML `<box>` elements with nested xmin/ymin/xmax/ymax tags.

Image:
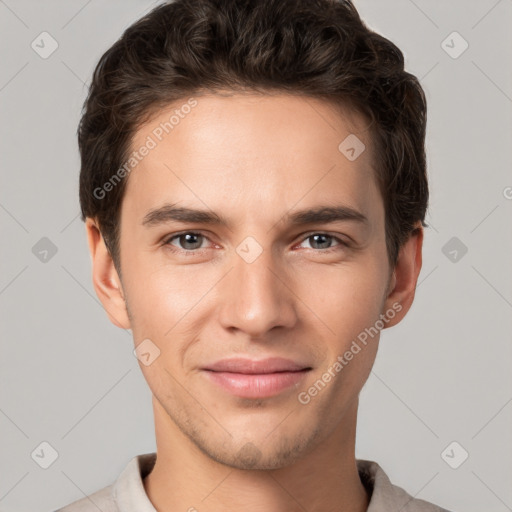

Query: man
<box><xmin>57</xmin><ymin>0</ymin><xmax>452</xmax><ymax>510</ymax></box>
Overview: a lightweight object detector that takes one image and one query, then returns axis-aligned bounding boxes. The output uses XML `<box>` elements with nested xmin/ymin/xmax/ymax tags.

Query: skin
<box><xmin>86</xmin><ymin>92</ymin><xmax>423</xmax><ymax>512</ymax></box>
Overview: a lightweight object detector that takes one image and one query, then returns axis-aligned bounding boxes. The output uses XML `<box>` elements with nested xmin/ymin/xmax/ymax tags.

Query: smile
<box><xmin>202</xmin><ymin>357</ymin><xmax>312</xmax><ymax>399</ymax></box>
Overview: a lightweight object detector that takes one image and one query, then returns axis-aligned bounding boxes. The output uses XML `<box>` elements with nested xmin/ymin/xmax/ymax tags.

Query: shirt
<box><xmin>55</xmin><ymin>452</ymin><xmax>452</xmax><ymax>512</ymax></box>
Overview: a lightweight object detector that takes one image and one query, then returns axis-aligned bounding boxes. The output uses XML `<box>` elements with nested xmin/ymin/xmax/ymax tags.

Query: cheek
<box><xmin>303</xmin><ymin>265</ymin><xmax>385</xmax><ymax>398</ymax></box>
<box><xmin>122</xmin><ymin>233</ymin><xmax>388</xmax><ymax>346</ymax></box>
<box><xmin>296</xmin><ymin>256</ymin><xmax>388</xmax><ymax>337</ymax></box>
<box><xmin>123</xmin><ymin>257</ymin><xmax>217</xmax><ymax>351</ymax></box>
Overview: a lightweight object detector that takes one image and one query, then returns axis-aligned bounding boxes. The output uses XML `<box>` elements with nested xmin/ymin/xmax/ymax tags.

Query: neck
<box><xmin>143</xmin><ymin>397</ymin><xmax>369</xmax><ymax>512</ymax></box>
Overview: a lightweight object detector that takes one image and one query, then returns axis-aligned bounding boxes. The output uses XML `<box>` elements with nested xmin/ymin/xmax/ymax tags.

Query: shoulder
<box><xmin>53</xmin><ymin>452</ymin><xmax>156</xmax><ymax>512</ymax></box>
<box><xmin>54</xmin><ymin>483</ymin><xmax>117</xmax><ymax>512</ymax></box>
<box><xmin>357</xmin><ymin>459</ymin><xmax>453</xmax><ymax>512</ymax></box>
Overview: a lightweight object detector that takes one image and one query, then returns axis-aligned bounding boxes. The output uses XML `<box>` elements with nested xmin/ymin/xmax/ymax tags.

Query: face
<box><xmin>87</xmin><ymin>92</ymin><xmax>421</xmax><ymax>470</ymax></box>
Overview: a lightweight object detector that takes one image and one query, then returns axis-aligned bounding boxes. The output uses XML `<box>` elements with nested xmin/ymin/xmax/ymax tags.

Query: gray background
<box><xmin>0</xmin><ymin>1</ymin><xmax>511</xmax><ymax>511</ymax></box>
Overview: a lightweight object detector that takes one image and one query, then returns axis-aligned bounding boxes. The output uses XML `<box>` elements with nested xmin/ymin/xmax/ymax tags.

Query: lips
<box><xmin>202</xmin><ymin>357</ymin><xmax>312</xmax><ymax>399</ymax></box>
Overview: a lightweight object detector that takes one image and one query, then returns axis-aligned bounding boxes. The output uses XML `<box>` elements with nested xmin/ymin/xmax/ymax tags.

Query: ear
<box><xmin>382</xmin><ymin>222</ymin><xmax>423</xmax><ymax>328</ymax></box>
<box><xmin>85</xmin><ymin>217</ymin><xmax>131</xmax><ymax>330</ymax></box>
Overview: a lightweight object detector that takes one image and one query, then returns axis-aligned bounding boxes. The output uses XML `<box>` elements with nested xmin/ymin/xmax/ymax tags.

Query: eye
<box><xmin>298</xmin><ymin>233</ymin><xmax>347</xmax><ymax>252</ymax></box>
<box><xmin>162</xmin><ymin>231</ymin><xmax>349</xmax><ymax>255</ymax></box>
<box><xmin>164</xmin><ymin>232</ymin><xmax>211</xmax><ymax>252</ymax></box>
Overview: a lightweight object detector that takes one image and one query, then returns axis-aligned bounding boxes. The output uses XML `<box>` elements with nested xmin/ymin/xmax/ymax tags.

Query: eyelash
<box><xmin>162</xmin><ymin>231</ymin><xmax>349</xmax><ymax>255</ymax></box>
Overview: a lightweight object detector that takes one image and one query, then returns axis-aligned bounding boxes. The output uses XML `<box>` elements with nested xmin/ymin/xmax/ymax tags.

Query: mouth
<box><xmin>201</xmin><ymin>357</ymin><xmax>312</xmax><ymax>399</ymax></box>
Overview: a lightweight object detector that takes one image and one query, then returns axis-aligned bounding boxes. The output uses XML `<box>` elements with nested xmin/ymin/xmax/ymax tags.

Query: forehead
<box><xmin>124</xmin><ymin>92</ymin><xmax>381</xmax><ymax>225</ymax></box>
<box><xmin>132</xmin><ymin>92</ymin><xmax>373</xmax><ymax>160</ymax></box>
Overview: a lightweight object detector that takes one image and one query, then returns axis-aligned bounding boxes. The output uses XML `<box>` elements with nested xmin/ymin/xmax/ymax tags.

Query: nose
<box><xmin>218</xmin><ymin>244</ymin><xmax>298</xmax><ymax>338</ymax></box>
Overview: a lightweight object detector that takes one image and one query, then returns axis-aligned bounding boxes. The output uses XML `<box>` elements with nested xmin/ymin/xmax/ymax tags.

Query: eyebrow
<box><xmin>142</xmin><ymin>203</ymin><xmax>369</xmax><ymax>229</ymax></box>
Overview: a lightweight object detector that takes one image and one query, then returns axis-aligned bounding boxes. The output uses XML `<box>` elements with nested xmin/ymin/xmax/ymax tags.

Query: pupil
<box><xmin>182</xmin><ymin>233</ymin><xmax>201</xmax><ymax>249</ymax></box>
<box><xmin>313</xmin><ymin>234</ymin><xmax>330</xmax><ymax>249</ymax></box>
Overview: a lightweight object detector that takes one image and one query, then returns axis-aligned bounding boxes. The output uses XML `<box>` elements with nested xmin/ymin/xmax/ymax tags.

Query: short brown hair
<box><xmin>78</xmin><ymin>0</ymin><xmax>428</xmax><ymax>276</ymax></box>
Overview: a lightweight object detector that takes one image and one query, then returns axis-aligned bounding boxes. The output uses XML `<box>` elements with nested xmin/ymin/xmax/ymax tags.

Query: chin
<box><xmin>192</xmin><ymin>429</ymin><xmax>320</xmax><ymax>471</ymax></box>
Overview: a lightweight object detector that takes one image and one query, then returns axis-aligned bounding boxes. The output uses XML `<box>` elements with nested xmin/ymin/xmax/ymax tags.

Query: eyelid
<box><xmin>162</xmin><ymin>230</ymin><xmax>350</xmax><ymax>253</ymax></box>
<box><xmin>162</xmin><ymin>230</ymin><xmax>214</xmax><ymax>249</ymax></box>
<box><xmin>294</xmin><ymin>231</ymin><xmax>350</xmax><ymax>249</ymax></box>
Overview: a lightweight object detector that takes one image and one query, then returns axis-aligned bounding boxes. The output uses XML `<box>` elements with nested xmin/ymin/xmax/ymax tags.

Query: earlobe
<box><xmin>382</xmin><ymin>223</ymin><xmax>424</xmax><ymax>328</ymax></box>
<box><xmin>85</xmin><ymin>217</ymin><xmax>131</xmax><ymax>330</ymax></box>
